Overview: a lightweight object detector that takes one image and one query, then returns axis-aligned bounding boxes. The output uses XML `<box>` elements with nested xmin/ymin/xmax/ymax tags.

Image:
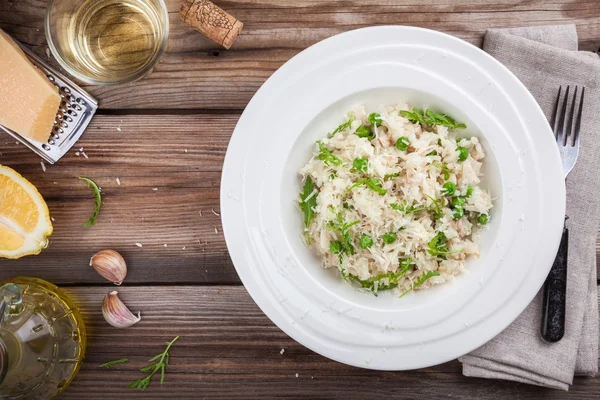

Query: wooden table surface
<box><xmin>1</xmin><ymin>0</ymin><xmax>600</xmax><ymax>398</ymax></box>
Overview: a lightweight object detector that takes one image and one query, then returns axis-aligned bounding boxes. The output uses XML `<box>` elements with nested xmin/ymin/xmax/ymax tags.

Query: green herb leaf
<box><xmin>330</xmin><ymin>240</ymin><xmax>343</xmax><ymax>254</ymax></box>
<box><xmin>79</xmin><ymin>177</ymin><xmax>102</xmax><ymax>228</ymax></box>
<box><xmin>368</xmin><ymin>112</ymin><xmax>383</xmax><ymax>127</ymax></box>
<box><xmin>352</xmin><ymin>157</ymin><xmax>368</xmax><ymax>173</ymax></box>
<box><xmin>129</xmin><ymin>336</ymin><xmax>179</xmax><ymax>391</ymax></box>
<box><xmin>298</xmin><ymin>176</ymin><xmax>318</xmax><ymax>243</ymax></box>
<box><xmin>99</xmin><ymin>358</ymin><xmax>129</xmax><ymax>368</ymax></box>
<box><xmin>347</xmin><ymin>178</ymin><xmax>387</xmax><ymax>196</ymax></box>
<box><xmin>431</xmin><ymin>162</ymin><xmax>450</xmax><ymax>180</ymax></box>
<box><xmin>330</xmin><ymin>114</ymin><xmax>355</xmax><ymax>137</ymax></box>
<box><xmin>400</xmin><ymin>270</ymin><xmax>441</xmax><ymax>297</ymax></box>
<box><xmin>400</xmin><ymin>108</ymin><xmax>466</xmax><ymax>129</ymax></box>
<box><xmin>425</xmin><ymin>195</ymin><xmax>444</xmax><ymax>220</ymax></box>
<box><xmin>317</xmin><ymin>141</ymin><xmax>343</xmax><ymax>166</ymax></box>
<box><xmin>383</xmin><ymin>172</ymin><xmax>400</xmax><ymax>180</ymax></box>
<box><xmin>344</xmin><ymin>257</ymin><xmax>414</xmax><ymax>293</ymax></box>
<box><xmin>426</xmin><ymin>150</ymin><xmax>438</xmax><ymax>156</ymax></box>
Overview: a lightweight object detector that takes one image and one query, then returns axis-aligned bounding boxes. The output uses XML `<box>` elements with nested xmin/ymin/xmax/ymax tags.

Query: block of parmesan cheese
<box><xmin>0</xmin><ymin>29</ymin><xmax>61</xmax><ymax>143</ymax></box>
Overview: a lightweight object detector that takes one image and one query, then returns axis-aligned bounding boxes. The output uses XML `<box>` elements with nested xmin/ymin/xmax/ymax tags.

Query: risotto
<box><xmin>298</xmin><ymin>103</ymin><xmax>493</xmax><ymax>296</ymax></box>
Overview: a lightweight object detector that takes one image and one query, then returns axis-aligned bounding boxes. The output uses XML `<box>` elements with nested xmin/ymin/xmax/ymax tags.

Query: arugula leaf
<box><xmin>329</xmin><ymin>114</ymin><xmax>355</xmax><ymax>137</ymax></box>
<box><xmin>326</xmin><ymin>211</ymin><xmax>358</xmax><ymax>259</ymax></box>
<box><xmin>79</xmin><ymin>177</ymin><xmax>102</xmax><ymax>228</ymax></box>
<box><xmin>400</xmin><ymin>270</ymin><xmax>441</xmax><ymax>298</ymax></box>
<box><xmin>298</xmin><ymin>176</ymin><xmax>318</xmax><ymax>242</ymax></box>
<box><xmin>129</xmin><ymin>336</ymin><xmax>179</xmax><ymax>391</ymax></box>
<box><xmin>431</xmin><ymin>162</ymin><xmax>450</xmax><ymax>180</ymax></box>
<box><xmin>316</xmin><ymin>141</ymin><xmax>343</xmax><ymax>166</ymax></box>
<box><xmin>347</xmin><ymin>178</ymin><xmax>387</xmax><ymax>196</ymax></box>
<box><xmin>390</xmin><ymin>201</ymin><xmax>428</xmax><ymax>214</ymax></box>
<box><xmin>400</xmin><ymin>108</ymin><xmax>466</xmax><ymax>129</ymax></box>
<box><xmin>427</xmin><ymin>231</ymin><xmax>463</xmax><ymax>257</ymax></box>
<box><xmin>344</xmin><ymin>257</ymin><xmax>414</xmax><ymax>293</ymax></box>
<box><xmin>384</xmin><ymin>172</ymin><xmax>400</xmax><ymax>180</ymax></box>
<box><xmin>99</xmin><ymin>358</ymin><xmax>129</xmax><ymax>368</ymax></box>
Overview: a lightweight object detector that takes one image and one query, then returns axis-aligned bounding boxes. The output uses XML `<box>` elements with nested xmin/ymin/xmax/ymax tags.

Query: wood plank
<box><xmin>1</xmin><ymin>0</ymin><xmax>599</xmax><ymax>109</ymax></box>
<box><xmin>0</xmin><ymin>115</ymin><xmax>236</xmax><ymax>284</ymax></box>
<box><xmin>1</xmin><ymin>114</ymin><xmax>600</xmax><ymax>284</ymax></box>
<box><xmin>54</xmin><ymin>285</ymin><xmax>599</xmax><ymax>399</ymax></box>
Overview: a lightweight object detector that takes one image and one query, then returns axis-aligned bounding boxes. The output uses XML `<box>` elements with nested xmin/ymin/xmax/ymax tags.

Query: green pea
<box><xmin>457</xmin><ymin>146</ymin><xmax>469</xmax><ymax>162</ymax></box>
<box><xmin>330</xmin><ymin>240</ymin><xmax>343</xmax><ymax>254</ymax></box>
<box><xmin>368</xmin><ymin>112</ymin><xmax>383</xmax><ymax>127</ymax></box>
<box><xmin>355</xmin><ymin>125</ymin><xmax>373</xmax><ymax>139</ymax></box>
<box><xmin>442</xmin><ymin>182</ymin><xmax>456</xmax><ymax>196</ymax></box>
<box><xmin>451</xmin><ymin>196</ymin><xmax>465</xmax><ymax>207</ymax></box>
<box><xmin>359</xmin><ymin>234</ymin><xmax>373</xmax><ymax>249</ymax></box>
<box><xmin>478</xmin><ymin>214</ymin><xmax>489</xmax><ymax>225</ymax></box>
<box><xmin>452</xmin><ymin>206</ymin><xmax>464</xmax><ymax>220</ymax></box>
<box><xmin>382</xmin><ymin>232</ymin><xmax>398</xmax><ymax>244</ymax></box>
<box><xmin>465</xmin><ymin>185</ymin><xmax>473</xmax><ymax>198</ymax></box>
<box><xmin>396</xmin><ymin>136</ymin><xmax>410</xmax><ymax>151</ymax></box>
<box><xmin>352</xmin><ymin>157</ymin><xmax>368</xmax><ymax>173</ymax></box>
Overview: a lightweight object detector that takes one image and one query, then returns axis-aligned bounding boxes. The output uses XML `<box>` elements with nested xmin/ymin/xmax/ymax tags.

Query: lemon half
<box><xmin>0</xmin><ymin>165</ymin><xmax>53</xmax><ymax>258</ymax></box>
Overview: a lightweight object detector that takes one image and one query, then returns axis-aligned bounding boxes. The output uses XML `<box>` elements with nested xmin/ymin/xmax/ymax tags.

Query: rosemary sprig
<box><xmin>129</xmin><ymin>336</ymin><xmax>180</xmax><ymax>391</ymax></box>
<box><xmin>99</xmin><ymin>358</ymin><xmax>129</xmax><ymax>368</ymax></box>
<box><xmin>78</xmin><ymin>176</ymin><xmax>102</xmax><ymax>227</ymax></box>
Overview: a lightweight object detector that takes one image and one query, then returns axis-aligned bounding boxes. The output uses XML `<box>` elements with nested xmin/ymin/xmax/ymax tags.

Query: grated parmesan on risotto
<box><xmin>298</xmin><ymin>103</ymin><xmax>493</xmax><ymax>296</ymax></box>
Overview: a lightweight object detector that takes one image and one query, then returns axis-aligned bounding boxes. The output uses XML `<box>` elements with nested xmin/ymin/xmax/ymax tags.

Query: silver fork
<box><xmin>541</xmin><ymin>85</ymin><xmax>585</xmax><ymax>343</ymax></box>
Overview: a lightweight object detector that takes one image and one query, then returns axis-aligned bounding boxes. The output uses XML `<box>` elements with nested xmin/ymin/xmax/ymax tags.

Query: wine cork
<box><xmin>180</xmin><ymin>0</ymin><xmax>243</xmax><ymax>49</ymax></box>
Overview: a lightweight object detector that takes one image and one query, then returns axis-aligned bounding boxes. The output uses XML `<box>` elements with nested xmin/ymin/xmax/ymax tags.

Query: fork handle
<box><xmin>541</xmin><ymin>224</ymin><xmax>568</xmax><ymax>343</ymax></box>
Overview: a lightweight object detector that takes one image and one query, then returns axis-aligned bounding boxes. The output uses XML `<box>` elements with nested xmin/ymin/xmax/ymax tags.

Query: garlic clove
<box><xmin>90</xmin><ymin>249</ymin><xmax>127</xmax><ymax>285</ymax></box>
<box><xmin>102</xmin><ymin>291</ymin><xmax>141</xmax><ymax>328</ymax></box>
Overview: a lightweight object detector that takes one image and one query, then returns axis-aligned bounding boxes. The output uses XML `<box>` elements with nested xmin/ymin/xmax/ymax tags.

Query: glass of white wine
<box><xmin>45</xmin><ymin>0</ymin><xmax>169</xmax><ymax>85</ymax></box>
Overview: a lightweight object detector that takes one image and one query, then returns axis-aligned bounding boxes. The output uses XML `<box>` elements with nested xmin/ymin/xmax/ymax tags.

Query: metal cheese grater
<box><xmin>0</xmin><ymin>41</ymin><xmax>98</xmax><ymax>164</ymax></box>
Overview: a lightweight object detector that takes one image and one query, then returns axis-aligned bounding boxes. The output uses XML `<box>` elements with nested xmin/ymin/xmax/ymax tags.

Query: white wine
<box><xmin>65</xmin><ymin>0</ymin><xmax>166</xmax><ymax>82</ymax></box>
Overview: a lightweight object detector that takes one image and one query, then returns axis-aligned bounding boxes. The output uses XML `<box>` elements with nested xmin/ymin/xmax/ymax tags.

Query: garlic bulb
<box><xmin>102</xmin><ymin>291</ymin><xmax>141</xmax><ymax>328</ymax></box>
<box><xmin>90</xmin><ymin>250</ymin><xmax>127</xmax><ymax>285</ymax></box>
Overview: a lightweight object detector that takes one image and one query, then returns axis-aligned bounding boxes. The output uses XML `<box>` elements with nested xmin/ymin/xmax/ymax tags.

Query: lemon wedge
<box><xmin>0</xmin><ymin>165</ymin><xmax>53</xmax><ymax>258</ymax></box>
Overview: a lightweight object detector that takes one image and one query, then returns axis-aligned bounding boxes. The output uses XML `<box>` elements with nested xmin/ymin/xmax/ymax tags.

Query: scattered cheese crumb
<box><xmin>135</xmin><ymin>242</ymin><xmax>143</xmax><ymax>248</ymax></box>
<box><xmin>116</xmin><ymin>178</ymin><xmax>121</xmax><ymax>185</ymax></box>
<box><xmin>182</xmin><ymin>246</ymin><xmax>186</xmax><ymax>250</ymax></box>
<box><xmin>53</xmin><ymin>182</ymin><xmax>57</xmax><ymax>184</ymax></box>
<box><xmin>199</xmin><ymin>210</ymin><xmax>203</xmax><ymax>217</ymax></box>
<box><xmin>211</xmin><ymin>208</ymin><xmax>220</xmax><ymax>216</ymax></box>
<box><xmin>280</xmin><ymin>348</ymin><xmax>285</xmax><ymax>355</ymax></box>
<box><xmin>184</xmin><ymin>149</ymin><xmax>188</xmax><ymax>153</ymax></box>
<box><xmin>152</xmin><ymin>188</ymin><xmax>158</xmax><ymax>191</ymax></box>
<box><xmin>295</xmin><ymin>373</ymin><xmax>299</xmax><ymax>378</ymax></box>
<box><xmin>40</xmin><ymin>161</ymin><xmax>46</xmax><ymax>172</ymax></box>
<box><xmin>164</xmin><ymin>244</ymin><xmax>168</xmax><ymax>247</ymax></box>
<box><xmin>75</xmin><ymin>152</ymin><xmax>80</xmax><ymax>156</ymax></box>
<box><xmin>81</xmin><ymin>151</ymin><xmax>88</xmax><ymax>159</ymax></box>
<box><xmin>116</xmin><ymin>126</ymin><xmax>121</xmax><ymax>132</ymax></box>
<box><xmin>51</xmin><ymin>217</ymin><xmax>55</xmax><ymax>222</ymax></box>
<box><xmin>214</xmin><ymin>226</ymin><xmax>218</xmax><ymax>234</ymax></box>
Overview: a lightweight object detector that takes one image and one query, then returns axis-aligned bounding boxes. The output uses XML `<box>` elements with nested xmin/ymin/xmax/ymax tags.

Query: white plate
<box><xmin>221</xmin><ymin>26</ymin><xmax>565</xmax><ymax>370</ymax></box>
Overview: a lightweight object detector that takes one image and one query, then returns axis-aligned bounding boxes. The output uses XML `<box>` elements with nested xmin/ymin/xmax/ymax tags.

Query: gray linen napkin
<box><xmin>458</xmin><ymin>25</ymin><xmax>600</xmax><ymax>391</ymax></box>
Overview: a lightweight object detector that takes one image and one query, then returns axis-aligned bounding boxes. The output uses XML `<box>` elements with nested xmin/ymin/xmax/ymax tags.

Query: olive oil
<box><xmin>65</xmin><ymin>0</ymin><xmax>166</xmax><ymax>82</ymax></box>
<box><xmin>0</xmin><ymin>277</ymin><xmax>86</xmax><ymax>399</ymax></box>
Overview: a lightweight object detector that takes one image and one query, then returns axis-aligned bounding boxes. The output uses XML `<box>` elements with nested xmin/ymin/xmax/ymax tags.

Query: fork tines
<box><xmin>551</xmin><ymin>85</ymin><xmax>585</xmax><ymax>148</ymax></box>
